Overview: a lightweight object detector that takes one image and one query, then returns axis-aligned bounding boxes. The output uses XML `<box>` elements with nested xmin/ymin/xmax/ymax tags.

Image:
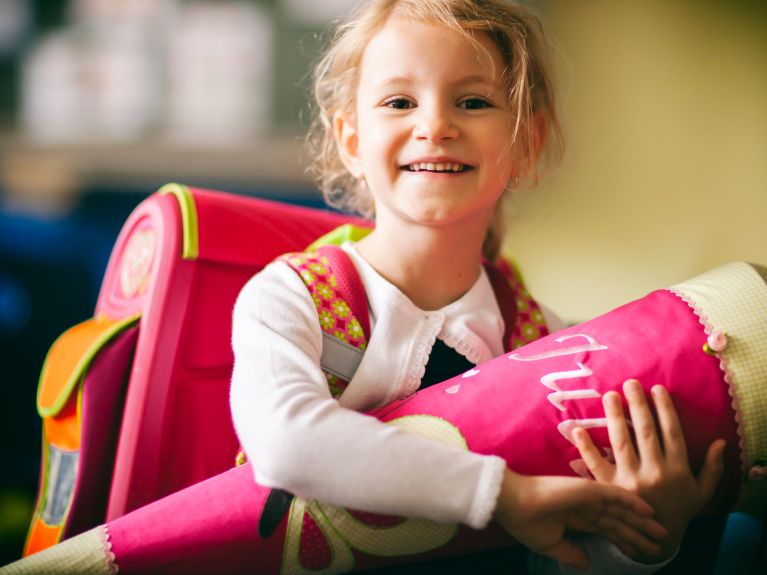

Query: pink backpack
<box><xmin>25</xmin><ymin>184</ymin><xmax>365</xmax><ymax>554</ymax></box>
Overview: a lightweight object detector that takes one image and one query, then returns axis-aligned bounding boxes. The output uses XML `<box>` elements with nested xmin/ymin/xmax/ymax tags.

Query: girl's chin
<box><xmin>395</xmin><ymin>207</ymin><xmax>492</xmax><ymax>229</ymax></box>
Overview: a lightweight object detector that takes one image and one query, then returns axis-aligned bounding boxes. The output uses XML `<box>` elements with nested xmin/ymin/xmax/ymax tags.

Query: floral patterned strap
<box><xmin>280</xmin><ymin>246</ymin><xmax>370</xmax><ymax>398</ymax></box>
<box><xmin>489</xmin><ymin>258</ymin><xmax>550</xmax><ymax>350</ymax></box>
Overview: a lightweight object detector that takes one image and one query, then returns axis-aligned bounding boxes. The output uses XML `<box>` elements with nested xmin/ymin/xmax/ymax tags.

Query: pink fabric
<box><xmin>108</xmin><ymin>464</ymin><xmax>283</xmax><ymax>574</ymax></box>
<box><xmin>104</xmin><ymin>288</ymin><xmax>743</xmax><ymax>573</ymax></box>
<box><xmin>107</xmin><ymin>462</ymin><xmax>509</xmax><ymax>574</ymax></box>
<box><xmin>372</xmin><ymin>289</ymin><xmax>741</xmax><ymax>513</ymax></box>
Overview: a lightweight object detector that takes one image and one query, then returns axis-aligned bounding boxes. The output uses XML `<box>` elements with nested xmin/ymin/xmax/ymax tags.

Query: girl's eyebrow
<box><xmin>372</xmin><ymin>73</ymin><xmax>501</xmax><ymax>90</ymax></box>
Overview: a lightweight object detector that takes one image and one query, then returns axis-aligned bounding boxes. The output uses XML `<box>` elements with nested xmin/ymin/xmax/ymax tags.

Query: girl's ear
<box><xmin>333</xmin><ymin>111</ymin><xmax>364</xmax><ymax>179</ymax></box>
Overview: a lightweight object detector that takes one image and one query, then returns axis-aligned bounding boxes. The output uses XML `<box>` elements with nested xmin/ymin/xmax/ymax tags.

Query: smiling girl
<box><xmin>1</xmin><ymin>1</ymin><xmax>724</xmax><ymax>574</ymax></box>
<box><xmin>228</xmin><ymin>0</ymin><xmax>722</xmax><ymax>573</ymax></box>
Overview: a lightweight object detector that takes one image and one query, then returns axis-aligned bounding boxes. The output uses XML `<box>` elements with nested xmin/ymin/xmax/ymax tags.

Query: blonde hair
<box><xmin>306</xmin><ymin>0</ymin><xmax>563</xmax><ymax>260</ymax></box>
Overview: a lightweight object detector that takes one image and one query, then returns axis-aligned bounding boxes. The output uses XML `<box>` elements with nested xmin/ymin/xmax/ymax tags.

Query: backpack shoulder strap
<box><xmin>483</xmin><ymin>259</ymin><xmax>518</xmax><ymax>353</ymax></box>
<box><xmin>251</xmin><ymin>244</ymin><xmax>373</xmax><ymax>532</ymax></box>
<box><xmin>279</xmin><ymin>245</ymin><xmax>370</xmax><ymax>398</ymax></box>
<box><xmin>484</xmin><ymin>257</ymin><xmax>550</xmax><ymax>352</ymax></box>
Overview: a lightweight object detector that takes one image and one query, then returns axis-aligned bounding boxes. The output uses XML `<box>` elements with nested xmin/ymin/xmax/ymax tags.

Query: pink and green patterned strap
<box><xmin>280</xmin><ymin>245</ymin><xmax>371</xmax><ymax>398</ymax></box>
<box><xmin>492</xmin><ymin>258</ymin><xmax>550</xmax><ymax>350</ymax></box>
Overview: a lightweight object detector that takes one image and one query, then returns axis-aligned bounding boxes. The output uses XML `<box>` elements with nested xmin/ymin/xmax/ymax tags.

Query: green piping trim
<box><xmin>306</xmin><ymin>223</ymin><xmax>373</xmax><ymax>252</ymax></box>
<box><xmin>158</xmin><ymin>183</ymin><xmax>199</xmax><ymax>260</ymax></box>
<box><xmin>77</xmin><ymin>373</ymin><xmax>84</xmax><ymax>427</ymax></box>
<box><xmin>36</xmin><ymin>313</ymin><xmax>141</xmax><ymax>418</ymax></box>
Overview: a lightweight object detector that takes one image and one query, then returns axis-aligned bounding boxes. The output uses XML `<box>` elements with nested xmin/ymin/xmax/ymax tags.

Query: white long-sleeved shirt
<box><xmin>229</xmin><ymin>242</ymin><xmax>669</xmax><ymax>573</ymax></box>
<box><xmin>230</xmin><ymin>243</ymin><xmax>508</xmax><ymax>528</ymax></box>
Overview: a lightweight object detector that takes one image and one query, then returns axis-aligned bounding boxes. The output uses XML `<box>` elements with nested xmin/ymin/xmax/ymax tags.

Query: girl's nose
<box><xmin>413</xmin><ymin>106</ymin><xmax>458</xmax><ymax>142</ymax></box>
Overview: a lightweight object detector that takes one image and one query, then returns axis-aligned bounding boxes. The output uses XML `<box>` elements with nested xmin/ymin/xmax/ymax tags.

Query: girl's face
<box><xmin>336</xmin><ymin>16</ymin><xmax>518</xmax><ymax>229</ymax></box>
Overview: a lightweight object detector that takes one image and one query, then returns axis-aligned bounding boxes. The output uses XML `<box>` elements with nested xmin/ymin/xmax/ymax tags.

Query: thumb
<box><xmin>541</xmin><ymin>539</ymin><xmax>591</xmax><ymax>573</ymax></box>
<box><xmin>696</xmin><ymin>439</ymin><xmax>727</xmax><ymax>502</ymax></box>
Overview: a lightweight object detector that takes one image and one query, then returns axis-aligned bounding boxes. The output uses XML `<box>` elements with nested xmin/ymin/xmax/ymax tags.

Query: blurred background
<box><xmin>0</xmin><ymin>0</ymin><xmax>765</xmax><ymax>566</ymax></box>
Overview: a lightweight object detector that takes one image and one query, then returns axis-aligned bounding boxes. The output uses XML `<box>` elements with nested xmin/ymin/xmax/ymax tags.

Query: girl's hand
<box><xmin>573</xmin><ymin>379</ymin><xmax>727</xmax><ymax>563</ymax></box>
<box><xmin>493</xmin><ymin>468</ymin><xmax>667</xmax><ymax>572</ymax></box>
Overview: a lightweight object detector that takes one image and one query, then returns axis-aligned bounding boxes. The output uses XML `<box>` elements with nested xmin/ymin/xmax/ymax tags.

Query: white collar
<box><xmin>341</xmin><ymin>242</ymin><xmax>505</xmax><ymax>364</ymax></box>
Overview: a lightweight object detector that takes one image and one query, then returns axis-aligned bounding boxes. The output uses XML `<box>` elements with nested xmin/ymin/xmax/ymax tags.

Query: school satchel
<box><xmin>23</xmin><ymin>184</ymin><xmax>361</xmax><ymax>555</ymax></box>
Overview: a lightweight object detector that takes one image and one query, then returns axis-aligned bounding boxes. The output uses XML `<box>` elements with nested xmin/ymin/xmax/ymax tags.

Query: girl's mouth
<box><xmin>402</xmin><ymin>162</ymin><xmax>473</xmax><ymax>173</ymax></box>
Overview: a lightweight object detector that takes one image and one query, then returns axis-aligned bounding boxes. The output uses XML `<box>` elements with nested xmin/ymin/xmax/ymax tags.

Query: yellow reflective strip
<box><xmin>158</xmin><ymin>182</ymin><xmax>199</xmax><ymax>260</ymax></box>
<box><xmin>306</xmin><ymin>223</ymin><xmax>373</xmax><ymax>252</ymax></box>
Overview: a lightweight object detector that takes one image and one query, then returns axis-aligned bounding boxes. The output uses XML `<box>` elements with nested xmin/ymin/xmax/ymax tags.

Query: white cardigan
<box><xmin>229</xmin><ymin>243</ymin><xmax>667</xmax><ymax>573</ymax></box>
<box><xmin>230</xmin><ymin>243</ymin><xmax>508</xmax><ymax>528</ymax></box>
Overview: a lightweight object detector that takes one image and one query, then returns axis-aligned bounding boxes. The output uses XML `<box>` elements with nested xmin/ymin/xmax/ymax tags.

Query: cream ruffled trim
<box><xmin>667</xmin><ymin>286</ymin><xmax>747</xmax><ymax>481</ymax></box>
<box><xmin>404</xmin><ymin>322</ymin><xmax>439</xmax><ymax>397</ymax></box>
<box><xmin>0</xmin><ymin>526</ymin><xmax>117</xmax><ymax>574</ymax></box>
<box><xmin>100</xmin><ymin>526</ymin><xmax>119</xmax><ymax>574</ymax></box>
<box><xmin>669</xmin><ymin>261</ymin><xmax>767</xmax><ymax>512</ymax></box>
<box><xmin>440</xmin><ymin>331</ymin><xmax>488</xmax><ymax>366</ymax></box>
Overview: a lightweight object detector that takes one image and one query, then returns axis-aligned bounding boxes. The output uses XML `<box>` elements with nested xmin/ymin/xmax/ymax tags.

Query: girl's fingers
<box><xmin>696</xmin><ymin>439</ymin><xmax>727</xmax><ymax>504</ymax></box>
<box><xmin>538</xmin><ymin>539</ymin><xmax>591</xmax><ymax>573</ymax></box>
<box><xmin>602</xmin><ymin>502</ymin><xmax>668</xmax><ymax>541</ymax></box>
<box><xmin>573</xmin><ymin>427</ymin><xmax>613</xmax><ymax>481</ymax></box>
<box><xmin>603</xmin><ymin>391</ymin><xmax>638</xmax><ymax>470</ymax></box>
<box><xmin>623</xmin><ymin>380</ymin><xmax>663</xmax><ymax>464</ymax></box>
<box><xmin>650</xmin><ymin>385</ymin><xmax>688</xmax><ymax>462</ymax></box>
<box><xmin>600</xmin><ymin>530</ymin><xmax>639</xmax><ymax>560</ymax></box>
<box><xmin>592</xmin><ymin>516</ymin><xmax>664</xmax><ymax>558</ymax></box>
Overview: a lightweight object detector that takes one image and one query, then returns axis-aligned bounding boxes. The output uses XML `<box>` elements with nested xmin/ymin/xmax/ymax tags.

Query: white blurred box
<box><xmin>20</xmin><ymin>0</ymin><xmax>179</xmax><ymax>143</ymax></box>
<box><xmin>165</xmin><ymin>1</ymin><xmax>274</xmax><ymax>145</ymax></box>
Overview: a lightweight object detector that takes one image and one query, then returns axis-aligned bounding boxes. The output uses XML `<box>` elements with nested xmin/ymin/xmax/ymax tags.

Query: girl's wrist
<box><xmin>492</xmin><ymin>469</ymin><xmax>528</xmax><ymax>526</ymax></box>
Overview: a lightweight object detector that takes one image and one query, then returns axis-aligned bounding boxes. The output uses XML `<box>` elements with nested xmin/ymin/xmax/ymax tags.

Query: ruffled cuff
<box><xmin>465</xmin><ymin>455</ymin><xmax>507</xmax><ymax>529</ymax></box>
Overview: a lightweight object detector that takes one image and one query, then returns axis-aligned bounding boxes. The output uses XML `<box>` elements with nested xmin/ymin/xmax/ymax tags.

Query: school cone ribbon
<box><xmin>5</xmin><ymin>261</ymin><xmax>767</xmax><ymax>575</ymax></box>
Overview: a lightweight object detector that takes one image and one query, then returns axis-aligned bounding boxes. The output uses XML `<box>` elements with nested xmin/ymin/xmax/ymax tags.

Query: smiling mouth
<box><xmin>402</xmin><ymin>162</ymin><xmax>473</xmax><ymax>173</ymax></box>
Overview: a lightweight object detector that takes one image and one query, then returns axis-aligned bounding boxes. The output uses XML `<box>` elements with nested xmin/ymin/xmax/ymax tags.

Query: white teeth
<box><xmin>407</xmin><ymin>162</ymin><xmax>466</xmax><ymax>172</ymax></box>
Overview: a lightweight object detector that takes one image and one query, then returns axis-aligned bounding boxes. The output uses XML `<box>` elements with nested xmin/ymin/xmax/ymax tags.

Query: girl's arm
<box><xmin>230</xmin><ymin>261</ymin><xmax>506</xmax><ymax>528</ymax></box>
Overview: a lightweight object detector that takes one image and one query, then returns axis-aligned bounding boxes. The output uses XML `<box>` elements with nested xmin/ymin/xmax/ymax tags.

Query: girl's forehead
<box><xmin>359</xmin><ymin>17</ymin><xmax>504</xmax><ymax>85</ymax></box>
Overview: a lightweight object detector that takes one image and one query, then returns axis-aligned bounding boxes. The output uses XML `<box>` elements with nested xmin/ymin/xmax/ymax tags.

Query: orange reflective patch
<box><xmin>37</xmin><ymin>314</ymin><xmax>139</xmax><ymax>417</ymax></box>
<box><xmin>24</xmin><ymin>519</ymin><xmax>63</xmax><ymax>557</ymax></box>
<box><xmin>43</xmin><ymin>397</ymin><xmax>80</xmax><ymax>451</ymax></box>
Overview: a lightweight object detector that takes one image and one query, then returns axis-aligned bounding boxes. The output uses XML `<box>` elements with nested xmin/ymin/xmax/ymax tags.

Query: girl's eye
<box><xmin>459</xmin><ymin>97</ymin><xmax>492</xmax><ymax>110</ymax></box>
<box><xmin>383</xmin><ymin>97</ymin><xmax>414</xmax><ymax>110</ymax></box>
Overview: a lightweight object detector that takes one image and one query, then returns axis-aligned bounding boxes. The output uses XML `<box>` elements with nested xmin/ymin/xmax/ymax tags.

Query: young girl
<box><xmin>1</xmin><ymin>1</ymin><xmax>725</xmax><ymax>574</ymax></box>
<box><xmin>229</xmin><ymin>0</ymin><xmax>724</xmax><ymax>572</ymax></box>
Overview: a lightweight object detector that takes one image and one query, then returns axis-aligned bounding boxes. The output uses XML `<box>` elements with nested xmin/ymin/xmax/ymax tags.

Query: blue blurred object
<box><xmin>714</xmin><ymin>512</ymin><xmax>766</xmax><ymax>574</ymax></box>
<box><xmin>0</xmin><ymin>272</ymin><xmax>31</xmax><ymax>334</ymax></box>
<box><xmin>0</xmin><ymin>202</ymin><xmax>126</xmax><ymax>485</ymax></box>
<box><xmin>0</xmin><ymin>204</ymin><xmax>114</xmax><ymax>564</ymax></box>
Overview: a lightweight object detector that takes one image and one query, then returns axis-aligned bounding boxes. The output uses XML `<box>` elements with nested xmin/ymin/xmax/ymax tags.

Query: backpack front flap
<box><xmin>25</xmin><ymin>313</ymin><xmax>139</xmax><ymax>556</ymax></box>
